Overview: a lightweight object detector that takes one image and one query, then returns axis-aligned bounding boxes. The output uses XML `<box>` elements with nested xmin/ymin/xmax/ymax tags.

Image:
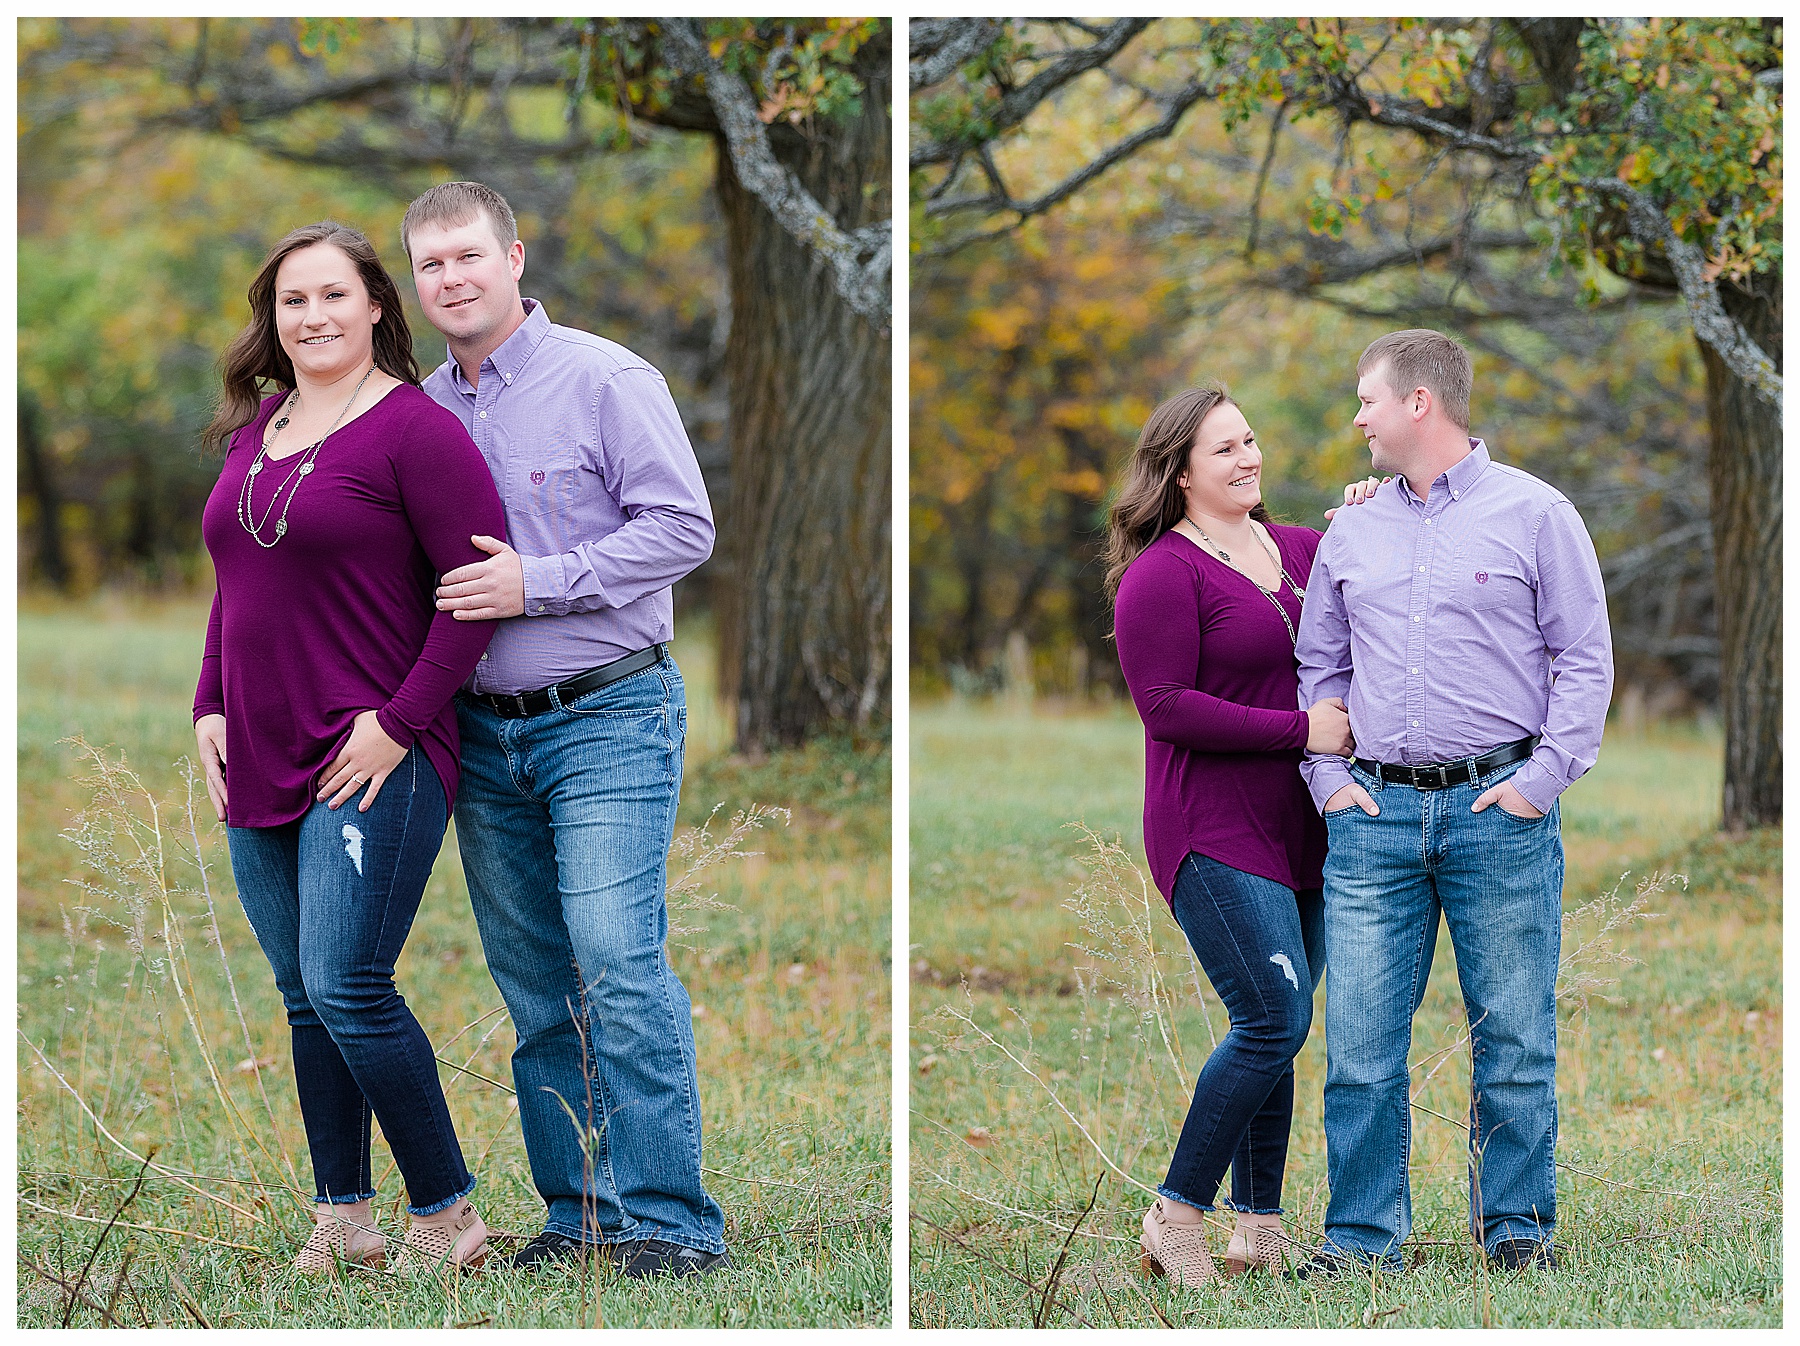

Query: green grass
<box><xmin>17</xmin><ymin>594</ymin><xmax>890</xmax><ymax>1327</ymax></box>
<box><xmin>909</xmin><ymin>697</ymin><xmax>1780</xmax><ymax>1328</ymax></box>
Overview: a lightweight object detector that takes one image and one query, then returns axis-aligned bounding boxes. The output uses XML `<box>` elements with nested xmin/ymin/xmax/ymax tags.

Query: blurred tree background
<box><xmin>20</xmin><ymin>15</ymin><xmax>890</xmax><ymax>750</ymax></box>
<box><xmin>910</xmin><ymin>17</ymin><xmax>1780</xmax><ymax>827</ymax></box>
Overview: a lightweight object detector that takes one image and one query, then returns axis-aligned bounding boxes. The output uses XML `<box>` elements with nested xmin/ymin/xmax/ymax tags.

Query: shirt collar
<box><xmin>1397</xmin><ymin>437</ymin><xmax>1491</xmax><ymax>506</ymax></box>
<box><xmin>447</xmin><ymin>297</ymin><xmax>551</xmax><ymax>395</ymax></box>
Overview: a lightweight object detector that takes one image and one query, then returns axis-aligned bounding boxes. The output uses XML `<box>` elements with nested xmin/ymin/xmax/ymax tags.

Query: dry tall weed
<box><xmin>21</xmin><ymin>741</ymin><xmax>788</xmax><ymax>1281</ymax></box>
<box><xmin>925</xmin><ymin>826</ymin><xmax>1672</xmax><ymax>1247</ymax></box>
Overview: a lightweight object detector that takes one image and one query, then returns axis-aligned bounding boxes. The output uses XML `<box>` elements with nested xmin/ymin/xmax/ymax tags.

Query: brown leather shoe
<box><xmin>1139</xmin><ymin>1198</ymin><xmax>1218</xmax><ymax>1287</ymax></box>
<box><xmin>401</xmin><ymin>1197</ymin><xmax>490</xmax><ymax>1274</ymax></box>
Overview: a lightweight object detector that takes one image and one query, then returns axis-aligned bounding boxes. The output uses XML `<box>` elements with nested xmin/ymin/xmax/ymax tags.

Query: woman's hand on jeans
<box><xmin>1306</xmin><ymin>697</ymin><xmax>1354</xmax><ymax>756</ymax></box>
<box><xmin>318</xmin><ymin>711</ymin><xmax>408</xmax><ymax>812</ymax></box>
<box><xmin>195</xmin><ymin>714</ymin><xmax>229</xmax><ymax>821</ymax></box>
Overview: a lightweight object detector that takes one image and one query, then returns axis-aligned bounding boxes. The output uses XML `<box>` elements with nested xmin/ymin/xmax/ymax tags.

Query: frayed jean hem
<box><xmin>316</xmin><ymin>1189</ymin><xmax>378</xmax><ymax>1206</ymax></box>
<box><xmin>1155</xmin><ymin>1185</ymin><xmax>1215</xmax><ymax>1214</ymax></box>
<box><xmin>407</xmin><ymin>1174</ymin><xmax>477</xmax><ymax>1218</ymax></box>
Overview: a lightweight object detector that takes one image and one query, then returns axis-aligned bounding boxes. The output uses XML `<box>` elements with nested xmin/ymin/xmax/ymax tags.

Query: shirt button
<box><xmin>1412</xmin><ymin>721</ymin><xmax>1420</xmax><ymax>727</ymax></box>
<box><xmin>535</xmin><ymin>605</ymin><xmax>546</xmax><ymax>614</ymax></box>
<box><xmin>478</xmin><ymin>410</ymin><xmax>488</xmax><ymax>419</ymax></box>
<box><xmin>1413</xmin><ymin>615</ymin><xmax>1422</xmax><ymax>623</ymax></box>
<box><xmin>1418</xmin><ymin>566</ymin><xmax>1426</xmax><ymax>572</ymax></box>
<box><xmin>1410</xmin><ymin>667</ymin><xmax>1419</xmax><ymax>674</ymax></box>
<box><xmin>480</xmin><ymin>652</ymin><xmax>489</xmax><ymax>660</ymax></box>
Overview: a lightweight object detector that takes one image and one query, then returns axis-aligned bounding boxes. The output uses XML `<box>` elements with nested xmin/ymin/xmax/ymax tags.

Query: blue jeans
<box><xmin>453</xmin><ymin>655</ymin><xmax>725</xmax><ymax>1254</ymax></box>
<box><xmin>1321</xmin><ymin>758</ymin><xmax>1562</xmax><ymax>1265</ymax></box>
<box><xmin>227</xmin><ymin>747</ymin><xmax>474</xmax><ymax>1215</ymax></box>
<box><xmin>1160</xmin><ymin>853</ymin><xmax>1324</xmax><ymax>1215</ymax></box>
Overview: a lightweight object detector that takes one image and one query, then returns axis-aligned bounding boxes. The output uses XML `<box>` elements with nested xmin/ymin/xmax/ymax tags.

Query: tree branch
<box><xmin>1577</xmin><ymin>178</ymin><xmax>1781</xmax><ymax>410</ymax></box>
<box><xmin>144</xmin><ymin>63</ymin><xmax>569</xmax><ymax>135</ymax></box>
<box><xmin>1256</xmin><ymin>228</ymin><xmax>1538</xmax><ymax>289</ymax></box>
<box><xmin>909</xmin><ymin>18</ymin><xmax>1004</xmax><ymax>92</ymax></box>
<box><xmin>1323</xmin><ymin>71</ymin><xmax>1542</xmax><ymax>162</ymax></box>
<box><xmin>910</xmin><ymin>18</ymin><xmax>1152</xmax><ymax>167</ymax></box>
<box><xmin>926</xmin><ymin>76</ymin><xmax>1214</xmax><ymax>224</ymax></box>
<box><xmin>658</xmin><ymin>17</ymin><xmax>889</xmax><ymax>328</ymax></box>
<box><xmin>1243</xmin><ymin>99</ymin><xmax>1289</xmax><ymax>262</ymax></box>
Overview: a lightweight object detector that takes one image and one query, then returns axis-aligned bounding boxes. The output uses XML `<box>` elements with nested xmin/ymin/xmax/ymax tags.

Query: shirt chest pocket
<box><xmin>508</xmin><ymin>442</ymin><xmax>582</xmax><ymax>518</ymax></box>
<box><xmin>1457</xmin><ymin>549</ymin><xmax>1531</xmax><ymax>612</ymax></box>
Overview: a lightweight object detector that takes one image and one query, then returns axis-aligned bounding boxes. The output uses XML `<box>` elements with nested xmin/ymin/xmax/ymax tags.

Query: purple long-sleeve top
<box><xmin>422</xmin><ymin>299</ymin><xmax>715</xmax><ymax>695</ymax></box>
<box><xmin>194</xmin><ymin>385</ymin><xmax>507</xmax><ymax>827</ymax></box>
<box><xmin>1296</xmin><ymin>439</ymin><xmax>1614</xmax><ymax>814</ymax></box>
<box><xmin>1114</xmin><ymin>524</ymin><xmax>1328</xmax><ymax>903</ymax></box>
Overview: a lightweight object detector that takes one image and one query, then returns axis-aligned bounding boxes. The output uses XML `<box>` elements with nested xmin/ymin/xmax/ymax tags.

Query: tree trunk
<box><xmin>952</xmin><ymin>474</ymin><xmax>996</xmax><ymax>669</ymax></box>
<box><xmin>714</xmin><ymin>53</ymin><xmax>891</xmax><ymax>750</ymax></box>
<box><xmin>1056</xmin><ymin>425</ymin><xmax>1124</xmax><ymax>697</ymax></box>
<box><xmin>1699</xmin><ymin>269</ymin><xmax>1781</xmax><ymax>829</ymax></box>
<box><xmin>18</xmin><ymin>393</ymin><xmax>71</xmax><ymax>590</ymax></box>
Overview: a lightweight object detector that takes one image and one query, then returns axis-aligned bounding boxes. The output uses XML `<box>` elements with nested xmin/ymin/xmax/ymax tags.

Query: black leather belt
<box><xmin>1351</xmin><ymin>735</ymin><xmax>1539</xmax><ymax>791</ymax></box>
<box><xmin>467</xmin><ymin>644</ymin><xmax>666</xmax><ymax>719</ymax></box>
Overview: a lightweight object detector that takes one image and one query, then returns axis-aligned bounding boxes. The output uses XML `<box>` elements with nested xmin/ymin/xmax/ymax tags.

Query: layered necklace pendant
<box><xmin>237</xmin><ymin>365</ymin><xmax>375</xmax><ymax>548</ymax></box>
<box><xmin>1187</xmin><ymin>515</ymin><xmax>1306</xmax><ymax>644</ymax></box>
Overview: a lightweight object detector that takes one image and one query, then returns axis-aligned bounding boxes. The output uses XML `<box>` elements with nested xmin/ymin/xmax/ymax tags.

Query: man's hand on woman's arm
<box><xmin>436</xmin><ymin>534</ymin><xmax>524</xmax><ymax>620</ymax></box>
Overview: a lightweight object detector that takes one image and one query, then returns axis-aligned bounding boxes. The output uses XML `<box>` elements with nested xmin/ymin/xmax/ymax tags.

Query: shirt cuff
<box><xmin>1305</xmin><ymin>757</ymin><xmax>1356</xmax><ymax>813</ymax></box>
<box><xmin>520</xmin><ymin>553</ymin><xmax>567</xmax><ymax>617</ymax></box>
<box><xmin>1505</xmin><ymin>762</ymin><xmax>1561</xmax><ymax>815</ymax></box>
<box><xmin>374</xmin><ymin>705</ymin><xmax>419</xmax><ymax>750</ymax></box>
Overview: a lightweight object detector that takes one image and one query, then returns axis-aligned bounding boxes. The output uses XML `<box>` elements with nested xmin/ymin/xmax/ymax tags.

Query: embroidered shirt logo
<box><xmin>1475</xmin><ymin>571</ymin><xmax>1489</xmax><ymax>584</ymax></box>
<box><xmin>530</xmin><ymin>470</ymin><xmax>546</xmax><ymax>484</ymax></box>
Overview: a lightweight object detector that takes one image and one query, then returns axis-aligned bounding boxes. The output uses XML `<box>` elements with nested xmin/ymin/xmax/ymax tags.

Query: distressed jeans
<box><xmin>454</xmin><ymin>655</ymin><xmax>726</xmax><ymax>1255</ymax></box>
<box><xmin>228</xmin><ymin>747</ymin><xmax>475</xmax><ymax>1214</ymax></box>
<box><xmin>1321</xmin><ymin>758</ymin><xmax>1562</xmax><ymax>1265</ymax></box>
<box><xmin>1160</xmin><ymin>852</ymin><xmax>1325</xmax><ymax>1215</ymax></box>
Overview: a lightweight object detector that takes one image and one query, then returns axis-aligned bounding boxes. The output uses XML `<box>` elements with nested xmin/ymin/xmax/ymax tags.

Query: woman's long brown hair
<box><xmin>1102</xmin><ymin>383</ymin><xmax>1272</xmax><ymax>608</ymax></box>
<box><xmin>201</xmin><ymin>221</ymin><xmax>422</xmax><ymax>454</ymax></box>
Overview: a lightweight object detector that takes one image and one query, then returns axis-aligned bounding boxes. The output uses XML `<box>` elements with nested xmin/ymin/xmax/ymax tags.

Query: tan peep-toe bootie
<box><xmin>401</xmin><ymin>1196</ymin><xmax>490</xmax><ymax>1274</ymax></box>
<box><xmin>293</xmin><ymin>1203</ymin><xmax>387</xmax><ymax>1274</ymax></box>
<box><xmin>1223</xmin><ymin>1211</ymin><xmax>1304</xmax><ymax>1276</ymax></box>
<box><xmin>1139</xmin><ymin>1197</ymin><xmax>1219</xmax><ymax>1287</ymax></box>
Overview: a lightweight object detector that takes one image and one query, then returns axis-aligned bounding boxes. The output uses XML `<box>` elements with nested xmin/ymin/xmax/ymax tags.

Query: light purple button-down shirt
<box><xmin>423</xmin><ymin>300</ymin><xmax>715</xmax><ymax>695</ymax></box>
<box><xmin>1296</xmin><ymin>439</ymin><xmax>1613</xmax><ymax>815</ymax></box>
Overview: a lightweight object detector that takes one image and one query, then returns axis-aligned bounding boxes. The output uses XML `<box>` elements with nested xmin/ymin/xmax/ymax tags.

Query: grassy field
<box><xmin>909</xmin><ymin>697</ymin><xmax>1781</xmax><ymax>1328</ymax></box>
<box><xmin>17</xmin><ymin>594</ymin><xmax>891</xmax><ymax>1328</ymax></box>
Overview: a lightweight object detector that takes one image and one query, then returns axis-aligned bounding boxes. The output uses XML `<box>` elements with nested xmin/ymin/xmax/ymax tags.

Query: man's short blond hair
<box><xmin>400</xmin><ymin>181</ymin><xmax>518</xmax><ymax>258</ymax></box>
<box><xmin>1357</xmin><ymin>329</ymin><xmax>1472</xmax><ymax>430</ymax></box>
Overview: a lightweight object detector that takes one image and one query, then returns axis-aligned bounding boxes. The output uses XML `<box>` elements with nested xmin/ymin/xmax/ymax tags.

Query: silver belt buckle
<box><xmin>514</xmin><ymin>693</ymin><xmax>529</xmax><ymax>717</ymax></box>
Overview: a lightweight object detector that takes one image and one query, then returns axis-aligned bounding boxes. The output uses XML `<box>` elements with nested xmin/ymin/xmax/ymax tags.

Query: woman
<box><xmin>193</xmin><ymin>221</ymin><xmax>506</xmax><ymax>1274</ymax></box>
<box><xmin>1106</xmin><ymin>384</ymin><xmax>1362</xmax><ymax>1287</ymax></box>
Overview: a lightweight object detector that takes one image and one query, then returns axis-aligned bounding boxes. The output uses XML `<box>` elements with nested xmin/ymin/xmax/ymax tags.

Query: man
<box><xmin>401</xmin><ymin>181</ymin><xmax>727</xmax><ymax>1277</ymax></box>
<box><xmin>1295</xmin><ymin>329</ymin><xmax>1613</xmax><ymax>1274</ymax></box>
